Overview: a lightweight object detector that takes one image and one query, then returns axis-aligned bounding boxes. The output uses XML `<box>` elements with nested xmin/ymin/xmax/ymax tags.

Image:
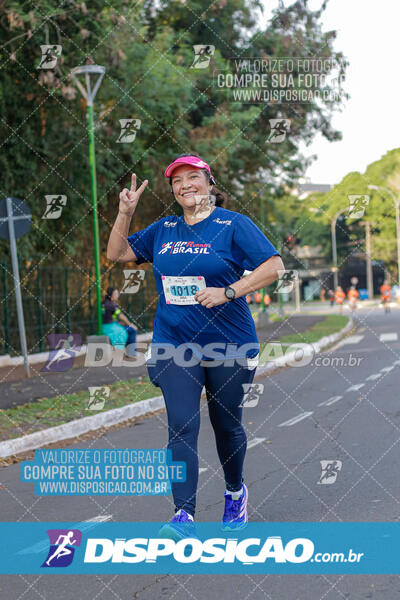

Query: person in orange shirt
<box><xmin>347</xmin><ymin>286</ymin><xmax>359</xmax><ymax>312</ymax></box>
<box><xmin>254</xmin><ymin>291</ymin><xmax>262</xmax><ymax>304</ymax></box>
<box><xmin>263</xmin><ymin>293</ymin><xmax>271</xmax><ymax>306</ymax></box>
<box><xmin>380</xmin><ymin>280</ymin><xmax>391</xmax><ymax>313</ymax></box>
<box><xmin>245</xmin><ymin>294</ymin><xmax>252</xmax><ymax>304</ymax></box>
<box><xmin>335</xmin><ymin>286</ymin><xmax>346</xmax><ymax>313</ymax></box>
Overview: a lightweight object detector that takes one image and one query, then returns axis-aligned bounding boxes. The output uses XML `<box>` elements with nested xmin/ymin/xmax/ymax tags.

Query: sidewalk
<box><xmin>0</xmin><ymin>314</ymin><xmax>325</xmax><ymax>409</ymax></box>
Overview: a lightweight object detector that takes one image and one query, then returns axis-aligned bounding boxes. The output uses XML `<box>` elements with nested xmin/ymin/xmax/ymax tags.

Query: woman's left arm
<box><xmin>230</xmin><ymin>255</ymin><xmax>284</xmax><ymax>298</ymax></box>
<box><xmin>195</xmin><ymin>255</ymin><xmax>285</xmax><ymax>308</ymax></box>
<box><xmin>117</xmin><ymin>311</ymin><xmax>138</xmax><ymax>329</ymax></box>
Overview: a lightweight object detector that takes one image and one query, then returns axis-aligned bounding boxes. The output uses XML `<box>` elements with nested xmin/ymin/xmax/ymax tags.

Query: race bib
<box><xmin>162</xmin><ymin>275</ymin><xmax>206</xmax><ymax>305</ymax></box>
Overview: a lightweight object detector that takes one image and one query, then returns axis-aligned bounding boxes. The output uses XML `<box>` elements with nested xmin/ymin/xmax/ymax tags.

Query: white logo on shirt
<box><xmin>213</xmin><ymin>217</ymin><xmax>232</xmax><ymax>225</ymax></box>
<box><xmin>158</xmin><ymin>241</ymin><xmax>174</xmax><ymax>254</ymax></box>
<box><xmin>164</xmin><ymin>221</ymin><xmax>177</xmax><ymax>227</ymax></box>
<box><xmin>158</xmin><ymin>241</ymin><xmax>211</xmax><ymax>255</ymax></box>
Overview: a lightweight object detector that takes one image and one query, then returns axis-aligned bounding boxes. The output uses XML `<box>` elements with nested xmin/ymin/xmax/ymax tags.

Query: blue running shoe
<box><xmin>158</xmin><ymin>509</ymin><xmax>197</xmax><ymax>541</ymax></box>
<box><xmin>222</xmin><ymin>483</ymin><xmax>248</xmax><ymax>531</ymax></box>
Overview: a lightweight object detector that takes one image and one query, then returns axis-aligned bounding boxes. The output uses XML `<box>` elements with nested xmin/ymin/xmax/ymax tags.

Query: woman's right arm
<box><xmin>107</xmin><ymin>173</ymin><xmax>148</xmax><ymax>263</ymax></box>
<box><xmin>107</xmin><ymin>212</ymin><xmax>138</xmax><ymax>263</ymax></box>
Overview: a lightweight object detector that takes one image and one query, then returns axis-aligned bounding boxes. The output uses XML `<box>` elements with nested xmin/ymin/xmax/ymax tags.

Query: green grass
<box><xmin>268</xmin><ymin>313</ymin><xmax>290</xmax><ymax>324</ymax></box>
<box><xmin>0</xmin><ymin>377</ymin><xmax>160</xmax><ymax>440</ymax></box>
<box><xmin>0</xmin><ymin>315</ymin><xmax>349</xmax><ymax>441</ymax></box>
<box><xmin>278</xmin><ymin>315</ymin><xmax>349</xmax><ymax>345</ymax></box>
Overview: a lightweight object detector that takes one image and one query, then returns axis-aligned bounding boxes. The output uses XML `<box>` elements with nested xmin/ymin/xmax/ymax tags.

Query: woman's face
<box><xmin>111</xmin><ymin>289</ymin><xmax>119</xmax><ymax>302</ymax></box>
<box><xmin>171</xmin><ymin>164</ymin><xmax>212</xmax><ymax>211</ymax></box>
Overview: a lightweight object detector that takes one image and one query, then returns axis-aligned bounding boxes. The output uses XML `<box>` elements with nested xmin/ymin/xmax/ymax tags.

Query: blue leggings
<box><xmin>147</xmin><ymin>356</ymin><xmax>257</xmax><ymax>517</ymax></box>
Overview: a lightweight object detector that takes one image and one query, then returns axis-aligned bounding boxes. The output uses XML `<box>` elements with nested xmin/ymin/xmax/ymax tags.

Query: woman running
<box><xmin>380</xmin><ymin>280</ymin><xmax>391</xmax><ymax>313</ymax></box>
<box><xmin>335</xmin><ymin>285</ymin><xmax>346</xmax><ymax>313</ymax></box>
<box><xmin>347</xmin><ymin>285</ymin><xmax>359</xmax><ymax>314</ymax></box>
<box><xmin>107</xmin><ymin>154</ymin><xmax>283</xmax><ymax>537</ymax></box>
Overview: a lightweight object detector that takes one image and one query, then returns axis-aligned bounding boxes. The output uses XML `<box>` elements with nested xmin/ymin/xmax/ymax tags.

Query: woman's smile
<box><xmin>180</xmin><ymin>190</ymin><xmax>197</xmax><ymax>198</ymax></box>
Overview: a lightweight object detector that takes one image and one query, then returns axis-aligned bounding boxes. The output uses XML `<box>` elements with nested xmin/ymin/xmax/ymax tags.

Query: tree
<box><xmin>321</xmin><ymin>149</ymin><xmax>400</xmax><ymax>277</ymax></box>
<box><xmin>0</xmin><ymin>0</ymin><xmax>347</xmax><ymax>268</ymax></box>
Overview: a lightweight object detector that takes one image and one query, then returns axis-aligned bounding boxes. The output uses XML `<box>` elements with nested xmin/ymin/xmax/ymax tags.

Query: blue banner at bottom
<box><xmin>0</xmin><ymin>522</ymin><xmax>398</xmax><ymax>574</ymax></box>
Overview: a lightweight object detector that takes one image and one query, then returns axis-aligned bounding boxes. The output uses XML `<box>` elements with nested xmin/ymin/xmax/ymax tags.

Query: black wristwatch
<box><xmin>224</xmin><ymin>286</ymin><xmax>236</xmax><ymax>301</ymax></box>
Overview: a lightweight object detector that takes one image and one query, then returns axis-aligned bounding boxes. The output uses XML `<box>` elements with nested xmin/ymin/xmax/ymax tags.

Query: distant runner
<box><xmin>347</xmin><ymin>286</ymin><xmax>359</xmax><ymax>313</ymax></box>
<box><xmin>327</xmin><ymin>289</ymin><xmax>335</xmax><ymax>307</ymax></box>
<box><xmin>380</xmin><ymin>280</ymin><xmax>391</xmax><ymax>313</ymax></box>
<box><xmin>335</xmin><ymin>286</ymin><xmax>346</xmax><ymax>313</ymax></box>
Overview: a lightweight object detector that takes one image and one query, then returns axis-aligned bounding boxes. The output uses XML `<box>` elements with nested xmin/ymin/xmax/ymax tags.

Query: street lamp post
<box><xmin>368</xmin><ymin>184</ymin><xmax>400</xmax><ymax>287</ymax></box>
<box><xmin>364</xmin><ymin>221</ymin><xmax>374</xmax><ymax>299</ymax></box>
<box><xmin>331</xmin><ymin>207</ymin><xmax>347</xmax><ymax>289</ymax></box>
<box><xmin>71</xmin><ymin>65</ymin><xmax>105</xmax><ymax>336</ymax></box>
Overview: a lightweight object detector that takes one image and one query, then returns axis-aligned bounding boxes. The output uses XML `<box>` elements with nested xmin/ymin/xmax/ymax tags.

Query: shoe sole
<box><xmin>158</xmin><ymin>524</ymin><xmax>198</xmax><ymax>542</ymax></box>
<box><xmin>158</xmin><ymin>524</ymin><xmax>185</xmax><ymax>541</ymax></box>
<box><xmin>221</xmin><ymin>484</ymin><xmax>248</xmax><ymax>531</ymax></box>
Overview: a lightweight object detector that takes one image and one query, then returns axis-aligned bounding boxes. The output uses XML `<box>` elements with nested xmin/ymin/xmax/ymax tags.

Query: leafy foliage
<box><xmin>0</xmin><ymin>0</ymin><xmax>346</xmax><ymax>268</ymax></box>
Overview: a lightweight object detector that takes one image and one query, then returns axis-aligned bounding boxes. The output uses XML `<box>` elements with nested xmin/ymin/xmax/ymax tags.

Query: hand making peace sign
<box><xmin>119</xmin><ymin>173</ymin><xmax>148</xmax><ymax>216</ymax></box>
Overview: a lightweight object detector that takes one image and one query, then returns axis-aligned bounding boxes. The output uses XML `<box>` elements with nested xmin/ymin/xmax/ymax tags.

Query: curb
<box><xmin>0</xmin><ymin>394</ymin><xmax>165</xmax><ymax>458</ymax></box>
<box><xmin>255</xmin><ymin>317</ymin><xmax>354</xmax><ymax>377</ymax></box>
<box><xmin>0</xmin><ymin>318</ymin><xmax>353</xmax><ymax>459</ymax></box>
<box><xmin>0</xmin><ymin>347</ymin><xmax>87</xmax><ymax>368</ymax></box>
<box><xmin>0</xmin><ymin>333</ymin><xmax>153</xmax><ymax>368</ymax></box>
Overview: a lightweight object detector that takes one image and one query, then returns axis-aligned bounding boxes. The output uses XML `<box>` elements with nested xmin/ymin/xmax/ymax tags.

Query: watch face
<box><xmin>226</xmin><ymin>287</ymin><xmax>235</xmax><ymax>299</ymax></box>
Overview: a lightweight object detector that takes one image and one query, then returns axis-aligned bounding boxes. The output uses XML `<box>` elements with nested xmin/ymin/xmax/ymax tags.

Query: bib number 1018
<box><xmin>170</xmin><ymin>285</ymin><xmax>199</xmax><ymax>297</ymax></box>
<box><xmin>162</xmin><ymin>275</ymin><xmax>206</xmax><ymax>305</ymax></box>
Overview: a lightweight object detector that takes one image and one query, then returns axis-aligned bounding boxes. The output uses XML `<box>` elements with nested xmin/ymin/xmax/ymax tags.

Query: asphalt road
<box><xmin>1</xmin><ymin>305</ymin><xmax>400</xmax><ymax>598</ymax></box>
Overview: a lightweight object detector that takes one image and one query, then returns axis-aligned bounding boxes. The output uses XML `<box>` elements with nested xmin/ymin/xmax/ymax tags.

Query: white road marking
<box><xmin>247</xmin><ymin>437</ymin><xmax>267</xmax><ymax>449</ymax></box>
<box><xmin>366</xmin><ymin>373</ymin><xmax>381</xmax><ymax>381</ymax></box>
<box><xmin>278</xmin><ymin>412</ymin><xmax>313</xmax><ymax>427</ymax></box>
<box><xmin>339</xmin><ymin>335</ymin><xmax>364</xmax><ymax>346</ymax></box>
<box><xmin>393</xmin><ymin>360</ymin><xmax>400</xmax><ymax>366</ymax></box>
<box><xmin>329</xmin><ymin>334</ymin><xmax>365</xmax><ymax>352</ymax></box>
<box><xmin>379</xmin><ymin>333</ymin><xmax>398</xmax><ymax>342</ymax></box>
<box><xmin>380</xmin><ymin>366</ymin><xmax>394</xmax><ymax>373</ymax></box>
<box><xmin>318</xmin><ymin>396</ymin><xmax>343</xmax><ymax>407</ymax></box>
<box><xmin>346</xmin><ymin>383</ymin><xmax>365</xmax><ymax>392</ymax></box>
<box><xmin>17</xmin><ymin>515</ymin><xmax>113</xmax><ymax>554</ymax></box>
<box><xmin>199</xmin><ymin>468</ymin><xmax>208</xmax><ymax>474</ymax></box>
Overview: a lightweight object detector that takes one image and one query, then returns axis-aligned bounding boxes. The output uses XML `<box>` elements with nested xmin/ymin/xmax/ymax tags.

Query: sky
<box><xmin>260</xmin><ymin>0</ymin><xmax>400</xmax><ymax>185</ymax></box>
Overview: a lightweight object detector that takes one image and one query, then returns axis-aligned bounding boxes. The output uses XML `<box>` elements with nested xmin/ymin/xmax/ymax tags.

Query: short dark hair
<box><xmin>169</xmin><ymin>153</ymin><xmax>227</xmax><ymax>207</ymax></box>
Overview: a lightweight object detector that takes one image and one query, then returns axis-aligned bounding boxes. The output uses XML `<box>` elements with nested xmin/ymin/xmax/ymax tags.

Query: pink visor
<box><xmin>164</xmin><ymin>155</ymin><xmax>212</xmax><ymax>178</ymax></box>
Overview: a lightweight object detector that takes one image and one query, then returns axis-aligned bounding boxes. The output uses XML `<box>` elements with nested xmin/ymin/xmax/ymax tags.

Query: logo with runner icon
<box><xmin>42</xmin><ymin>529</ymin><xmax>82</xmax><ymax>568</ymax></box>
<box><xmin>41</xmin><ymin>334</ymin><xmax>82</xmax><ymax>372</ymax></box>
<box><xmin>87</xmin><ymin>386</ymin><xmax>110</xmax><ymax>410</ymax></box>
<box><xmin>117</xmin><ymin>118</ymin><xmax>141</xmax><ymax>143</ymax></box>
<box><xmin>190</xmin><ymin>44</ymin><xmax>215</xmax><ymax>69</ymax></box>
<box><xmin>121</xmin><ymin>269</ymin><xmax>145</xmax><ymax>294</ymax></box>
<box><xmin>267</xmin><ymin>119</ymin><xmax>291</xmax><ymax>143</ymax></box>
<box><xmin>42</xmin><ymin>195</ymin><xmax>67</xmax><ymax>219</ymax></box>
<box><xmin>317</xmin><ymin>460</ymin><xmax>342</xmax><ymax>485</ymax></box>
<box><xmin>275</xmin><ymin>270</ymin><xmax>298</xmax><ymax>294</ymax></box>
<box><xmin>37</xmin><ymin>45</ymin><xmax>62</xmax><ymax>69</ymax></box>
<box><xmin>239</xmin><ymin>383</ymin><xmax>264</xmax><ymax>407</ymax></box>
